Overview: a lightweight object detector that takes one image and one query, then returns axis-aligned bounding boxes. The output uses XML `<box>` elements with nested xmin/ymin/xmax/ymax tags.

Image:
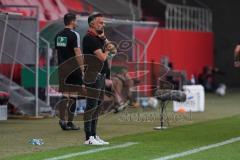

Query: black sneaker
<box><xmin>59</xmin><ymin>120</ymin><xmax>71</xmax><ymax>131</ymax></box>
<box><xmin>67</xmin><ymin>122</ymin><xmax>80</xmax><ymax>130</ymax></box>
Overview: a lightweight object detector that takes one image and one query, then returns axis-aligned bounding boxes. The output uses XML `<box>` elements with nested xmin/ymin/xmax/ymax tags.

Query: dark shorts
<box><xmin>58</xmin><ymin>68</ymin><xmax>83</xmax><ymax>93</ymax></box>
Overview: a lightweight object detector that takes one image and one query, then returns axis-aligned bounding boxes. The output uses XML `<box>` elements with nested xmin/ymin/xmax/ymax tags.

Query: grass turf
<box><xmin>1</xmin><ymin>90</ymin><xmax>240</xmax><ymax>160</ymax></box>
<box><xmin>4</xmin><ymin>115</ymin><xmax>240</xmax><ymax>160</ymax></box>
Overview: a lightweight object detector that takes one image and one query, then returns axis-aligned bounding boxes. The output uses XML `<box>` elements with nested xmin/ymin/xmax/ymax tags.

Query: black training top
<box><xmin>55</xmin><ymin>28</ymin><xmax>82</xmax><ymax>85</ymax></box>
<box><xmin>55</xmin><ymin>28</ymin><xmax>80</xmax><ymax>64</ymax></box>
<box><xmin>82</xmin><ymin>33</ymin><xmax>109</xmax><ymax>76</ymax></box>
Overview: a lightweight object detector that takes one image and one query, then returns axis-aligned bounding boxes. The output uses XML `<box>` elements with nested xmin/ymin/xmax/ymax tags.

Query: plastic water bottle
<box><xmin>29</xmin><ymin>139</ymin><xmax>44</xmax><ymax>145</ymax></box>
<box><xmin>108</xmin><ymin>53</ymin><xmax>114</xmax><ymax>59</ymax></box>
<box><xmin>140</xmin><ymin>97</ymin><xmax>149</xmax><ymax>108</ymax></box>
<box><xmin>76</xmin><ymin>99</ymin><xmax>86</xmax><ymax>114</ymax></box>
<box><xmin>190</xmin><ymin>74</ymin><xmax>196</xmax><ymax>85</ymax></box>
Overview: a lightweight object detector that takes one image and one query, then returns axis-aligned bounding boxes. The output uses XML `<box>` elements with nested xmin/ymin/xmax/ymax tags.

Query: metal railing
<box><xmin>165</xmin><ymin>4</ymin><xmax>212</xmax><ymax>32</ymax></box>
<box><xmin>0</xmin><ymin>5</ymin><xmax>49</xmax><ymax>117</ymax></box>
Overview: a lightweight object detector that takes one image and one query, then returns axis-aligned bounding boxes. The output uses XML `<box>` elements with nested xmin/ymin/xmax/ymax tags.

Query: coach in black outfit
<box><xmin>55</xmin><ymin>13</ymin><xmax>84</xmax><ymax>131</ymax></box>
<box><xmin>82</xmin><ymin>12</ymin><xmax>116</xmax><ymax>145</ymax></box>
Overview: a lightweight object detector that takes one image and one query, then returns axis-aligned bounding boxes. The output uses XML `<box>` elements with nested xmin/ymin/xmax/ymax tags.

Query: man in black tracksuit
<box><xmin>55</xmin><ymin>13</ymin><xmax>84</xmax><ymax>130</ymax></box>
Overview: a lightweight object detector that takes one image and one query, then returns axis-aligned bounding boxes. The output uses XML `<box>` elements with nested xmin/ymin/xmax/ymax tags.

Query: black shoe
<box><xmin>67</xmin><ymin>122</ymin><xmax>80</xmax><ymax>130</ymax></box>
<box><xmin>59</xmin><ymin>120</ymin><xmax>71</xmax><ymax>131</ymax></box>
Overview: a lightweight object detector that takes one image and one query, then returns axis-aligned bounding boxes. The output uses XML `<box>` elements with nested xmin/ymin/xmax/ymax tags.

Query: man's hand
<box><xmin>97</xmin><ymin>29</ymin><xmax>117</xmax><ymax>54</ymax></box>
<box><xmin>98</xmin><ymin>30</ymin><xmax>107</xmax><ymax>41</ymax></box>
<box><xmin>234</xmin><ymin>61</ymin><xmax>240</xmax><ymax>67</ymax></box>
<box><xmin>74</xmin><ymin>48</ymin><xmax>85</xmax><ymax>72</ymax></box>
<box><xmin>105</xmin><ymin>41</ymin><xmax>117</xmax><ymax>54</ymax></box>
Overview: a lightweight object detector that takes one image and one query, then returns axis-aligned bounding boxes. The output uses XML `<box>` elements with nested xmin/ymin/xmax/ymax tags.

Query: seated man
<box><xmin>198</xmin><ymin>66</ymin><xmax>226</xmax><ymax>95</ymax></box>
<box><xmin>105</xmin><ymin>67</ymin><xmax>136</xmax><ymax>113</ymax></box>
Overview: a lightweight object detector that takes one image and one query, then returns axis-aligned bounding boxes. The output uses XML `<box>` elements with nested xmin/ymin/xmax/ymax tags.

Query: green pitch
<box><xmin>4</xmin><ymin>115</ymin><xmax>240</xmax><ymax>160</ymax></box>
<box><xmin>1</xmin><ymin>90</ymin><xmax>240</xmax><ymax>160</ymax></box>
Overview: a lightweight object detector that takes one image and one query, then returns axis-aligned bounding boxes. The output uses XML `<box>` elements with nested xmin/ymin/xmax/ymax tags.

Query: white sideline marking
<box><xmin>153</xmin><ymin>136</ymin><xmax>240</xmax><ymax>160</ymax></box>
<box><xmin>45</xmin><ymin>142</ymin><xmax>138</xmax><ymax>160</ymax></box>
